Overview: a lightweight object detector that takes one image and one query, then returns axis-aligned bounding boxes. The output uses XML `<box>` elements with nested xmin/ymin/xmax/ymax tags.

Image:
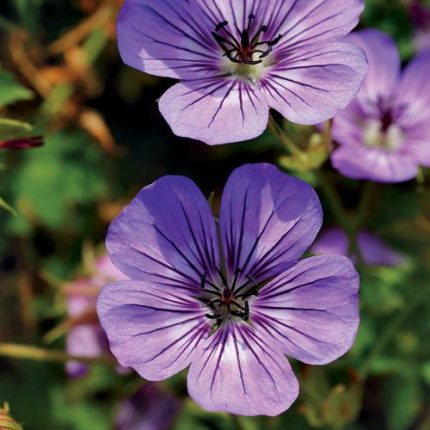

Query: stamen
<box><xmin>213</xmin><ymin>18</ymin><xmax>283</xmax><ymax>66</ymax></box>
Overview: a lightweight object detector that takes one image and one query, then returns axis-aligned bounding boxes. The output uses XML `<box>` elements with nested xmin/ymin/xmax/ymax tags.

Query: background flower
<box><xmin>330</xmin><ymin>29</ymin><xmax>430</xmax><ymax>182</ymax></box>
<box><xmin>311</xmin><ymin>228</ymin><xmax>405</xmax><ymax>267</ymax></box>
<box><xmin>117</xmin><ymin>0</ymin><xmax>367</xmax><ymax>145</ymax></box>
<box><xmin>65</xmin><ymin>255</ymin><xmax>127</xmax><ymax>377</ymax></box>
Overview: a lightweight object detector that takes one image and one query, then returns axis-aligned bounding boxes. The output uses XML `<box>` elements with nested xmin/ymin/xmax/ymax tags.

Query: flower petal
<box><xmin>252</xmin><ymin>256</ymin><xmax>359</xmax><ymax>365</ymax></box>
<box><xmin>345</xmin><ymin>29</ymin><xmax>400</xmax><ymax>100</ymax></box>
<box><xmin>117</xmin><ymin>0</ymin><xmax>219</xmax><ymax>79</ymax></box>
<box><xmin>331</xmin><ymin>144</ymin><xmax>418</xmax><ymax>183</ymax></box>
<box><xmin>97</xmin><ymin>281</ymin><xmax>210</xmax><ymax>380</ymax></box>
<box><xmin>397</xmin><ymin>49</ymin><xmax>430</xmax><ymax>118</ymax></box>
<box><xmin>270</xmin><ymin>0</ymin><xmax>364</xmax><ymax>49</ymax></box>
<box><xmin>219</xmin><ymin>164</ymin><xmax>322</xmax><ymax>282</ymax></box>
<box><xmin>107</xmin><ymin>175</ymin><xmax>219</xmax><ymax>287</ymax></box>
<box><xmin>158</xmin><ymin>80</ymin><xmax>269</xmax><ymax>145</ymax></box>
<box><xmin>263</xmin><ymin>42</ymin><xmax>368</xmax><ymax>124</ymax></box>
<box><xmin>187</xmin><ymin>322</ymin><xmax>299</xmax><ymax>416</ymax></box>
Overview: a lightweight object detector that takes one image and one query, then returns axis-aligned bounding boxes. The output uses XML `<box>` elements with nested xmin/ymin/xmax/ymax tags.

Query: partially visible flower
<box><xmin>311</xmin><ymin>228</ymin><xmax>405</xmax><ymax>267</ymax></box>
<box><xmin>97</xmin><ymin>163</ymin><xmax>359</xmax><ymax>416</ymax></box>
<box><xmin>65</xmin><ymin>255</ymin><xmax>127</xmax><ymax>377</ymax></box>
<box><xmin>330</xmin><ymin>29</ymin><xmax>430</xmax><ymax>183</ymax></box>
<box><xmin>117</xmin><ymin>0</ymin><xmax>367</xmax><ymax>145</ymax></box>
<box><xmin>0</xmin><ymin>403</ymin><xmax>22</xmax><ymax>430</ymax></box>
<box><xmin>409</xmin><ymin>1</ymin><xmax>430</xmax><ymax>52</ymax></box>
<box><xmin>116</xmin><ymin>384</ymin><xmax>181</xmax><ymax>430</ymax></box>
<box><xmin>0</xmin><ymin>136</ymin><xmax>43</xmax><ymax>150</ymax></box>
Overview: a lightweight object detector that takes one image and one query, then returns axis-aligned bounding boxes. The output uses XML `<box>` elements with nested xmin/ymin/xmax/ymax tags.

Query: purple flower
<box><xmin>97</xmin><ymin>164</ymin><xmax>359</xmax><ymax>416</ymax></box>
<box><xmin>330</xmin><ymin>29</ymin><xmax>430</xmax><ymax>183</ymax></box>
<box><xmin>409</xmin><ymin>1</ymin><xmax>430</xmax><ymax>52</ymax></box>
<box><xmin>116</xmin><ymin>384</ymin><xmax>181</xmax><ymax>430</ymax></box>
<box><xmin>66</xmin><ymin>255</ymin><xmax>127</xmax><ymax>377</ymax></box>
<box><xmin>117</xmin><ymin>0</ymin><xmax>368</xmax><ymax>145</ymax></box>
<box><xmin>311</xmin><ymin>228</ymin><xmax>405</xmax><ymax>267</ymax></box>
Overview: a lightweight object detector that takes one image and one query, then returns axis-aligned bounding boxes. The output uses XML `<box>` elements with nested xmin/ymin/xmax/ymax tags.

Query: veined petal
<box><xmin>331</xmin><ymin>145</ymin><xmax>419</xmax><ymax>183</ymax></box>
<box><xmin>219</xmin><ymin>164</ymin><xmax>322</xmax><ymax>282</ymax></box>
<box><xmin>97</xmin><ymin>281</ymin><xmax>210</xmax><ymax>381</ymax></box>
<box><xmin>263</xmin><ymin>42</ymin><xmax>368</xmax><ymax>124</ymax></box>
<box><xmin>158</xmin><ymin>80</ymin><xmax>269</xmax><ymax>145</ymax></box>
<box><xmin>117</xmin><ymin>0</ymin><xmax>219</xmax><ymax>79</ymax></box>
<box><xmin>107</xmin><ymin>175</ymin><xmax>219</xmax><ymax>287</ymax></box>
<box><xmin>397</xmin><ymin>49</ymin><xmax>430</xmax><ymax>120</ymax></box>
<box><xmin>269</xmin><ymin>0</ymin><xmax>364</xmax><ymax>49</ymax></box>
<box><xmin>187</xmin><ymin>322</ymin><xmax>299</xmax><ymax>416</ymax></box>
<box><xmin>345</xmin><ymin>29</ymin><xmax>400</xmax><ymax>101</ymax></box>
<box><xmin>252</xmin><ymin>256</ymin><xmax>359</xmax><ymax>365</ymax></box>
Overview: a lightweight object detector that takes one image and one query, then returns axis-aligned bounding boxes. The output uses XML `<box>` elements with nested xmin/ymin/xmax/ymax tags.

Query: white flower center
<box><xmin>363</xmin><ymin>120</ymin><xmax>403</xmax><ymax>151</ymax></box>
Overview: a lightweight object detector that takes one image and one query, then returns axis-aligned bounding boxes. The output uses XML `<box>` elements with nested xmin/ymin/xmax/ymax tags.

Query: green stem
<box><xmin>0</xmin><ymin>343</ymin><xmax>116</xmax><ymax>366</ymax></box>
<box><xmin>316</xmin><ymin>170</ymin><xmax>350</xmax><ymax>230</ymax></box>
<box><xmin>267</xmin><ymin>115</ymin><xmax>305</xmax><ymax>158</ymax></box>
<box><xmin>359</xmin><ymin>283</ymin><xmax>430</xmax><ymax>377</ymax></box>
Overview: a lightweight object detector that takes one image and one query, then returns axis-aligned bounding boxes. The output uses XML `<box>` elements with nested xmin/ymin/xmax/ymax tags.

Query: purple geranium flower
<box><xmin>65</xmin><ymin>255</ymin><xmax>127</xmax><ymax>377</ymax></box>
<box><xmin>116</xmin><ymin>383</ymin><xmax>181</xmax><ymax>430</ymax></box>
<box><xmin>97</xmin><ymin>164</ymin><xmax>359</xmax><ymax>416</ymax></box>
<box><xmin>311</xmin><ymin>228</ymin><xmax>405</xmax><ymax>267</ymax></box>
<box><xmin>117</xmin><ymin>0</ymin><xmax>368</xmax><ymax>145</ymax></box>
<box><xmin>331</xmin><ymin>29</ymin><xmax>430</xmax><ymax>183</ymax></box>
<box><xmin>409</xmin><ymin>1</ymin><xmax>430</xmax><ymax>52</ymax></box>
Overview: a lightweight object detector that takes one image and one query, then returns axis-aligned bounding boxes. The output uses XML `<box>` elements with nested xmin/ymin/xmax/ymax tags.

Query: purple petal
<box><xmin>270</xmin><ymin>0</ymin><xmax>364</xmax><ymax>49</ymax></box>
<box><xmin>331</xmin><ymin>144</ymin><xmax>418</xmax><ymax>183</ymax></box>
<box><xmin>158</xmin><ymin>80</ymin><xmax>269</xmax><ymax>145</ymax></box>
<box><xmin>219</xmin><ymin>164</ymin><xmax>322</xmax><ymax>282</ymax></box>
<box><xmin>97</xmin><ymin>281</ymin><xmax>210</xmax><ymax>380</ymax></box>
<box><xmin>357</xmin><ymin>232</ymin><xmax>405</xmax><ymax>267</ymax></box>
<box><xmin>396</xmin><ymin>50</ymin><xmax>430</xmax><ymax>167</ymax></box>
<box><xmin>187</xmin><ymin>322</ymin><xmax>299</xmax><ymax>416</ymax></box>
<box><xmin>116</xmin><ymin>384</ymin><xmax>181</xmax><ymax>430</ymax></box>
<box><xmin>117</xmin><ymin>0</ymin><xmax>218</xmax><ymax>79</ymax></box>
<box><xmin>66</xmin><ymin>325</ymin><xmax>108</xmax><ymax>378</ymax></box>
<box><xmin>311</xmin><ymin>228</ymin><xmax>405</xmax><ymax>267</ymax></box>
<box><xmin>263</xmin><ymin>42</ymin><xmax>368</xmax><ymax>124</ymax></box>
<box><xmin>397</xmin><ymin>49</ymin><xmax>430</xmax><ymax>115</ymax></box>
<box><xmin>107</xmin><ymin>175</ymin><xmax>219</xmax><ymax>288</ymax></box>
<box><xmin>345</xmin><ymin>29</ymin><xmax>400</xmax><ymax>101</ymax></box>
<box><xmin>252</xmin><ymin>256</ymin><xmax>359</xmax><ymax>365</ymax></box>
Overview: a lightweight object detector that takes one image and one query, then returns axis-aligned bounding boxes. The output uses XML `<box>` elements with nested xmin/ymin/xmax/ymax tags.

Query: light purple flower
<box><xmin>116</xmin><ymin>383</ymin><xmax>181</xmax><ymax>430</ymax></box>
<box><xmin>117</xmin><ymin>0</ymin><xmax>368</xmax><ymax>145</ymax></box>
<box><xmin>331</xmin><ymin>29</ymin><xmax>430</xmax><ymax>183</ymax></box>
<box><xmin>311</xmin><ymin>228</ymin><xmax>405</xmax><ymax>267</ymax></box>
<box><xmin>66</xmin><ymin>255</ymin><xmax>127</xmax><ymax>377</ymax></box>
<box><xmin>97</xmin><ymin>164</ymin><xmax>359</xmax><ymax>416</ymax></box>
<box><xmin>409</xmin><ymin>1</ymin><xmax>430</xmax><ymax>52</ymax></box>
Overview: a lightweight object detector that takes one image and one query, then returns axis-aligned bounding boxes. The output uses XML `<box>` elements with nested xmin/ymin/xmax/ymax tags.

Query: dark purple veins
<box><xmin>212</xmin><ymin>14</ymin><xmax>282</xmax><ymax>65</ymax></box>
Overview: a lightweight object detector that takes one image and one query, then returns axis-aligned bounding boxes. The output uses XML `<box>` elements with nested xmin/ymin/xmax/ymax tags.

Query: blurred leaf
<box><xmin>0</xmin><ymin>71</ymin><xmax>34</xmax><ymax>108</ymax></box>
<box><xmin>384</xmin><ymin>374</ymin><xmax>422</xmax><ymax>430</ymax></box>
<box><xmin>6</xmin><ymin>131</ymin><xmax>108</xmax><ymax>232</ymax></box>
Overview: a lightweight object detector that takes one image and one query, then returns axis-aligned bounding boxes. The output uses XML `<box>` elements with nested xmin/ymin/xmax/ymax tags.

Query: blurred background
<box><xmin>0</xmin><ymin>0</ymin><xmax>430</xmax><ymax>429</ymax></box>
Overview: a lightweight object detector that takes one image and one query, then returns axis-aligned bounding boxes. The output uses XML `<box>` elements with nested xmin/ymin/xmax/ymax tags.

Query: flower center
<box><xmin>199</xmin><ymin>269</ymin><xmax>260</xmax><ymax>332</ymax></box>
<box><xmin>212</xmin><ymin>14</ymin><xmax>282</xmax><ymax>81</ymax></box>
<box><xmin>363</xmin><ymin>113</ymin><xmax>403</xmax><ymax>151</ymax></box>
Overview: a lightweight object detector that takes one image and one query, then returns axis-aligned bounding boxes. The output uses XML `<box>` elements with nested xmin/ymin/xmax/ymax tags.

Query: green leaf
<box><xmin>0</xmin><ymin>70</ymin><xmax>34</xmax><ymax>108</ymax></box>
<box><xmin>384</xmin><ymin>374</ymin><xmax>422</xmax><ymax>430</ymax></box>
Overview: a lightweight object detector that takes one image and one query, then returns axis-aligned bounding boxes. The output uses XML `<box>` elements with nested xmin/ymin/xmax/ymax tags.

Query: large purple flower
<box><xmin>117</xmin><ymin>0</ymin><xmax>368</xmax><ymax>145</ymax></box>
<box><xmin>97</xmin><ymin>164</ymin><xmax>359</xmax><ymax>416</ymax></box>
<box><xmin>331</xmin><ymin>29</ymin><xmax>430</xmax><ymax>183</ymax></box>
